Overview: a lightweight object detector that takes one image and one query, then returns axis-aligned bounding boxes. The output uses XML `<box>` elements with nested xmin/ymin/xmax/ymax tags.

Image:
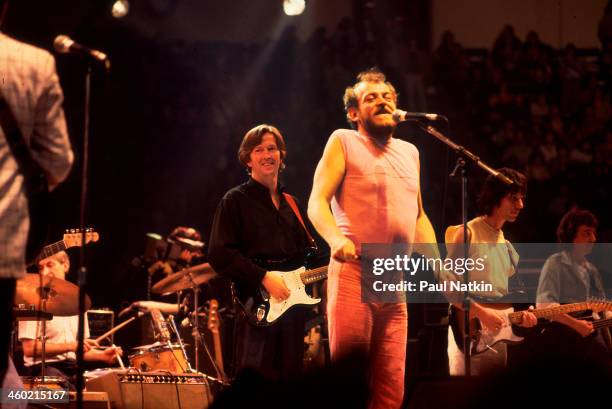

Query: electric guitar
<box><xmin>207</xmin><ymin>299</ymin><xmax>226</xmax><ymax>380</ymax></box>
<box><xmin>238</xmin><ymin>265</ymin><xmax>328</xmax><ymax>326</ymax></box>
<box><xmin>450</xmin><ymin>299</ymin><xmax>612</xmax><ymax>355</ymax></box>
<box><xmin>30</xmin><ymin>229</ymin><xmax>100</xmax><ymax>265</ymax></box>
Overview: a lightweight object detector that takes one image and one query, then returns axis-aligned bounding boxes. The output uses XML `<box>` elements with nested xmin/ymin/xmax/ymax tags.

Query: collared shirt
<box><xmin>537</xmin><ymin>250</ymin><xmax>606</xmax><ymax>304</ymax></box>
<box><xmin>207</xmin><ymin>178</ymin><xmax>309</xmax><ymax>295</ymax></box>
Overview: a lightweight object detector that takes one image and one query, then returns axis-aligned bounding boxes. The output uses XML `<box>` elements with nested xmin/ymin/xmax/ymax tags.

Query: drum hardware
<box><xmin>167</xmin><ymin>314</ymin><xmax>195</xmax><ymax>373</ymax></box>
<box><xmin>152</xmin><ymin>264</ymin><xmax>217</xmax><ymax>372</ymax></box>
<box><xmin>151</xmin><ymin>263</ymin><xmax>217</xmax><ymax>295</ymax></box>
<box><xmin>15</xmin><ymin>273</ymin><xmax>92</xmax><ymax>316</ymax></box>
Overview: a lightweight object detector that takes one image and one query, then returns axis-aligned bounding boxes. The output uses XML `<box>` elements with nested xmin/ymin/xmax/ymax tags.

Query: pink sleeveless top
<box><xmin>331</xmin><ymin>129</ymin><xmax>420</xmax><ymax>251</ymax></box>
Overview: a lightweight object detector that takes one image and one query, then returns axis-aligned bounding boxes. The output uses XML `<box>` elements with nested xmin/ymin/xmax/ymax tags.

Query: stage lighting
<box><xmin>112</xmin><ymin>0</ymin><xmax>130</xmax><ymax>18</ymax></box>
<box><xmin>283</xmin><ymin>0</ymin><xmax>305</xmax><ymax>16</ymax></box>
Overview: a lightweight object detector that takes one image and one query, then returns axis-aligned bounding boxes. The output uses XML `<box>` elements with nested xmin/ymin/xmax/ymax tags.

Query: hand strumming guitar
<box><xmin>262</xmin><ymin>271</ymin><xmax>290</xmax><ymax>301</ymax></box>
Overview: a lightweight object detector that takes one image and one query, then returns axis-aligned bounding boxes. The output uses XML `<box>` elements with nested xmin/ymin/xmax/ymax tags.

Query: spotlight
<box><xmin>283</xmin><ymin>0</ymin><xmax>305</xmax><ymax>16</ymax></box>
<box><xmin>112</xmin><ymin>0</ymin><xmax>130</xmax><ymax>18</ymax></box>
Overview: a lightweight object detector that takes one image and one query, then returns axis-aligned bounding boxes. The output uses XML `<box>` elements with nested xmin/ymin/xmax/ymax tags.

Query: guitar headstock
<box><xmin>63</xmin><ymin>228</ymin><xmax>99</xmax><ymax>248</ymax></box>
<box><xmin>587</xmin><ymin>298</ymin><xmax>612</xmax><ymax>312</ymax></box>
<box><xmin>207</xmin><ymin>299</ymin><xmax>220</xmax><ymax>334</ymax></box>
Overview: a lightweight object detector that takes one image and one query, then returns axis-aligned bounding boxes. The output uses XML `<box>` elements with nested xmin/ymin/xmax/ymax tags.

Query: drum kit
<box><xmin>14</xmin><ymin>271</ymin><xmax>92</xmax><ymax>389</ymax></box>
<box><xmin>13</xmin><ymin>258</ymin><xmax>228</xmax><ymax>395</ymax></box>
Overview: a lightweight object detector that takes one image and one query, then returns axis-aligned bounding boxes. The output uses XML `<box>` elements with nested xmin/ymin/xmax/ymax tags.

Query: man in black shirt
<box><xmin>208</xmin><ymin>124</ymin><xmax>310</xmax><ymax>379</ymax></box>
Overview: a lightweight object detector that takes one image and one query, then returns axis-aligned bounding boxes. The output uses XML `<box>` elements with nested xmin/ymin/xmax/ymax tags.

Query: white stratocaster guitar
<box><xmin>451</xmin><ymin>299</ymin><xmax>612</xmax><ymax>355</ymax></box>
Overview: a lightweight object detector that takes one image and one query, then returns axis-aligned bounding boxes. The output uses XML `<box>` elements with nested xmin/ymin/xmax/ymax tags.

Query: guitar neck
<box><xmin>508</xmin><ymin>302</ymin><xmax>591</xmax><ymax>324</ymax></box>
<box><xmin>211</xmin><ymin>330</ymin><xmax>225</xmax><ymax>375</ymax></box>
<box><xmin>593</xmin><ymin>318</ymin><xmax>612</xmax><ymax>330</ymax></box>
<box><xmin>300</xmin><ymin>266</ymin><xmax>328</xmax><ymax>284</ymax></box>
<box><xmin>36</xmin><ymin>240</ymin><xmax>67</xmax><ymax>262</ymax></box>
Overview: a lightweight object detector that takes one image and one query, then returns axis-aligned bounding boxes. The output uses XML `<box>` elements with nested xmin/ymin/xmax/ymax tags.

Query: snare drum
<box><xmin>128</xmin><ymin>343</ymin><xmax>189</xmax><ymax>373</ymax></box>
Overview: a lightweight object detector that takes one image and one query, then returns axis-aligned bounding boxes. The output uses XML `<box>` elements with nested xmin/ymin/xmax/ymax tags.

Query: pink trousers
<box><xmin>327</xmin><ymin>260</ymin><xmax>407</xmax><ymax>409</ymax></box>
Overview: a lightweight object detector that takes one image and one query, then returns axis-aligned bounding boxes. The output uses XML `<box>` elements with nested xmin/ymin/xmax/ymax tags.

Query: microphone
<box><xmin>53</xmin><ymin>35</ymin><xmax>109</xmax><ymax>65</ymax></box>
<box><xmin>392</xmin><ymin>109</ymin><xmax>440</xmax><ymax>122</ymax></box>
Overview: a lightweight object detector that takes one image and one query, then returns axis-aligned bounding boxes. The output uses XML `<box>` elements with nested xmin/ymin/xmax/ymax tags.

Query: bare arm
<box><xmin>536</xmin><ymin>301</ymin><xmax>594</xmax><ymax>337</ymax></box>
<box><xmin>413</xmin><ymin>189</ymin><xmax>440</xmax><ymax>259</ymax></box>
<box><xmin>21</xmin><ymin>339</ymin><xmax>80</xmax><ymax>358</ymax></box>
<box><xmin>308</xmin><ymin>134</ymin><xmax>356</xmax><ymax>261</ymax></box>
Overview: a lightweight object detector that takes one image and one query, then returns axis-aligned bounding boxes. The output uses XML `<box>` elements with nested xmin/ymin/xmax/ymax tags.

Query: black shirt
<box><xmin>207</xmin><ymin>178</ymin><xmax>309</xmax><ymax>295</ymax></box>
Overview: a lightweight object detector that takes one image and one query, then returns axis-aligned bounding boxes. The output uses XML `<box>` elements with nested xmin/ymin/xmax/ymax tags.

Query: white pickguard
<box><xmin>474</xmin><ymin>306</ymin><xmax>523</xmax><ymax>354</ymax></box>
<box><xmin>266</xmin><ymin>267</ymin><xmax>321</xmax><ymax>323</ymax></box>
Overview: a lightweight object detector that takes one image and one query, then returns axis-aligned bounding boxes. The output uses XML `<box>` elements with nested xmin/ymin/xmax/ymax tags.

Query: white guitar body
<box><xmin>474</xmin><ymin>306</ymin><xmax>523</xmax><ymax>354</ymax></box>
<box><xmin>265</xmin><ymin>267</ymin><xmax>321</xmax><ymax>323</ymax></box>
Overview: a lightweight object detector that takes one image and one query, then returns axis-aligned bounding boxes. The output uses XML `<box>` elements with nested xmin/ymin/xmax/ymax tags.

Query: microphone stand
<box><xmin>412</xmin><ymin>121</ymin><xmax>512</xmax><ymax>376</ymax></box>
<box><xmin>75</xmin><ymin>63</ymin><xmax>92</xmax><ymax>409</ymax></box>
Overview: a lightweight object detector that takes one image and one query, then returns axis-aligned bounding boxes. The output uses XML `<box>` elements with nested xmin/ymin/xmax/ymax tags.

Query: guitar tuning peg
<box><xmin>65</xmin><ymin>229</ymin><xmax>69</xmax><ymax>233</ymax></box>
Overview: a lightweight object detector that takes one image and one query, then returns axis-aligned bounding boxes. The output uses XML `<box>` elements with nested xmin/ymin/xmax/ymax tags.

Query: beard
<box><xmin>362</xmin><ymin>118</ymin><xmax>397</xmax><ymax>140</ymax></box>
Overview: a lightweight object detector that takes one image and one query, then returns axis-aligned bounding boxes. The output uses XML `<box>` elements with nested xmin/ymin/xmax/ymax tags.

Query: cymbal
<box><xmin>152</xmin><ymin>262</ymin><xmax>217</xmax><ymax>295</ymax></box>
<box><xmin>15</xmin><ymin>273</ymin><xmax>91</xmax><ymax>316</ymax></box>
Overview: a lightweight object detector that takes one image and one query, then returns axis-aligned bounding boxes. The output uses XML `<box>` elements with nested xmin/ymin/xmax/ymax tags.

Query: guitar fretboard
<box><xmin>36</xmin><ymin>240</ymin><xmax>67</xmax><ymax>262</ymax></box>
<box><xmin>593</xmin><ymin>317</ymin><xmax>612</xmax><ymax>330</ymax></box>
<box><xmin>300</xmin><ymin>266</ymin><xmax>328</xmax><ymax>284</ymax></box>
<box><xmin>508</xmin><ymin>301</ymin><xmax>612</xmax><ymax>324</ymax></box>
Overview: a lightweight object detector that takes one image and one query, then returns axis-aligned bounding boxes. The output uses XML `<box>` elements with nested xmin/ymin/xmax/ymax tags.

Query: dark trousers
<box><xmin>0</xmin><ymin>278</ymin><xmax>16</xmax><ymax>384</ymax></box>
<box><xmin>236</xmin><ymin>308</ymin><xmax>305</xmax><ymax>380</ymax></box>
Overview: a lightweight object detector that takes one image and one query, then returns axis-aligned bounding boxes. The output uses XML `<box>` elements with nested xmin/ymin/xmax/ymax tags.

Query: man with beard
<box><xmin>307</xmin><ymin>68</ymin><xmax>437</xmax><ymax>409</ymax></box>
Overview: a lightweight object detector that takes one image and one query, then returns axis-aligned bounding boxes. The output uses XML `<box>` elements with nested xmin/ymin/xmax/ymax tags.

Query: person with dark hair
<box><xmin>308</xmin><ymin>68</ymin><xmax>438</xmax><ymax>408</ymax></box>
<box><xmin>0</xmin><ymin>0</ymin><xmax>73</xmax><ymax>387</ymax></box>
<box><xmin>208</xmin><ymin>124</ymin><xmax>311</xmax><ymax>379</ymax></box>
<box><xmin>536</xmin><ymin>209</ymin><xmax>610</xmax><ymax>359</ymax></box>
<box><xmin>444</xmin><ymin>168</ymin><xmax>537</xmax><ymax>375</ymax></box>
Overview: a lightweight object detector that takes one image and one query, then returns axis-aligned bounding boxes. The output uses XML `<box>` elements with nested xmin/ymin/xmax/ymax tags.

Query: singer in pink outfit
<box><xmin>308</xmin><ymin>69</ymin><xmax>438</xmax><ymax>409</ymax></box>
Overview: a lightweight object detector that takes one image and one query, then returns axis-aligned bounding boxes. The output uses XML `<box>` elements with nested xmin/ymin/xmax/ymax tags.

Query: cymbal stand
<box><xmin>167</xmin><ymin>314</ymin><xmax>194</xmax><ymax>373</ymax></box>
<box><xmin>186</xmin><ymin>273</ymin><xmax>201</xmax><ymax>372</ymax></box>
<box><xmin>39</xmin><ymin>282</ymin><xmax>51</xmax><ymax>384</ymax></box>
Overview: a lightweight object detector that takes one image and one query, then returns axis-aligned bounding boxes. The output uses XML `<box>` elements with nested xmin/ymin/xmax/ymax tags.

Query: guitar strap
<box><xmin>0</xmin><ymin>96</ymin><xmax>49</xmax><ymax>262</ymax></box>
<box><xmin>282</xmin><ymin>193</ymin><xmax>318</xmax><ymax>251</ymax></box>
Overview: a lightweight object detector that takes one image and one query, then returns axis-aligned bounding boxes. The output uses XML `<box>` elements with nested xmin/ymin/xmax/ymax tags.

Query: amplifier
<box><xmin>88</xmin><ymin>309</ymin><xmax>115</xmax><ymax>345</ymax></box>
<box><xmin>85</xmin><ymin>371</ymin><xmax>211</xmax><ymax>409</ymax></box>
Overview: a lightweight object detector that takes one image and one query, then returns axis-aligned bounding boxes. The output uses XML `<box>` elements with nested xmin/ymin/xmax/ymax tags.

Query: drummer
<box><xmin>18</xmin><ymin>251</ymin><xmax>122</xmax><ymax>388</ymax></box>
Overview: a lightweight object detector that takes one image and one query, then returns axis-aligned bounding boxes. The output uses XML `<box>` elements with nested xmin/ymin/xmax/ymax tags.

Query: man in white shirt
<box><xmin>19</xmin><ymin>252</ymin><xmax>121</xmax><ymax>387</ymax></box>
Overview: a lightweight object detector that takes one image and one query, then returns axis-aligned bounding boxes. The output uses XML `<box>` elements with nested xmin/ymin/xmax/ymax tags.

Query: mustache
<box><xmin>375</xmin><ymin>106</ymin><xmax>393</xmax><ymax>115</ymax></box>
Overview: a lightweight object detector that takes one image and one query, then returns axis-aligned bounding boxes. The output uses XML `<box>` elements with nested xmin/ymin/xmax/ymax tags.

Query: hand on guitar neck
<box><xmin>537</xmin><ymin>302</ymin><xmax>595</xmax><ymax>337</ymax></box>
